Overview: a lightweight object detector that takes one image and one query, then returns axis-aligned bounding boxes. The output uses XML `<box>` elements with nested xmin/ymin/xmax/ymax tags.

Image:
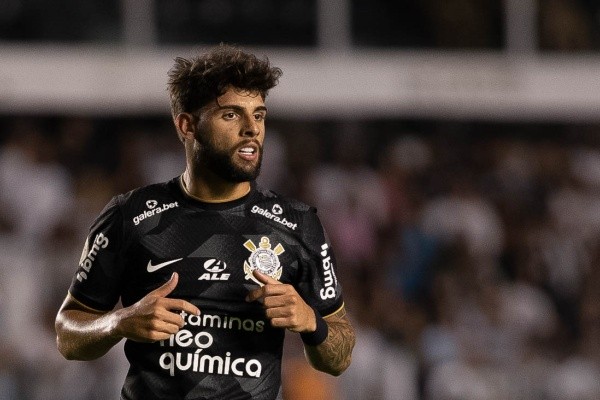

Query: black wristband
<box><xmin>300</xmin><ymin>310</ymin><xmax>329</xmax><ymax>346</ymax></box>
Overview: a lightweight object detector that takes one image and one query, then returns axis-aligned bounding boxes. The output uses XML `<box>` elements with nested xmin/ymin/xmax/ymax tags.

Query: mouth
<box><xmin>237</xmin><ymin>143</ymin><xmax>259</xmax><ymax>161</ymax></box>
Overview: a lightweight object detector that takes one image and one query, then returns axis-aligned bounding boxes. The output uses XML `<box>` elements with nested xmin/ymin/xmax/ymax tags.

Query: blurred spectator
<box><xmin>420</xmin><ymin>172</ymin><xmax>505</xmax><ymax>261</ymax></box>
<box><xmin>306</xmin><ymin>126</ymin><xmax>387</xmax><ymax>272</ymax></box>
<box><xmin>0</xmin><ymin>122</ymin><xmax>73</xmax><ymax>240</ymax></box>
<box><xmin>339</xmin><ymin>319</ymin><xmax>419</xmax><ymax>400</ymax></box>
<box><xmin>545</xmin><ymin>357</ymin><xmax>600</xmax><ymax>400</ymax></box>
<box><xmin>257</xmin><ymin>129</ymin><xmax>291</xmax><ymax>193</ymax></box>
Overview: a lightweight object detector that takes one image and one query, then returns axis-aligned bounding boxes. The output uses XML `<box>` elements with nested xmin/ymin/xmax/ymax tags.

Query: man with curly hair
<box><xmin>55</xmin><ymin>44</ymin><xmax>355</xmax><ymax>400</ymax></box>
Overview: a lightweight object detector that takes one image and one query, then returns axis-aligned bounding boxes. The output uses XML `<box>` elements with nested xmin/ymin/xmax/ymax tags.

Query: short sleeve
<box><xmin>69</xmin><ymin>196</ymin><xmax>125</xmax><ymax>311</ymax></box>
<box><xmin>295</xmin><ymin>209</ymin><xmax>344</xmax><ymax>317</ymax></box>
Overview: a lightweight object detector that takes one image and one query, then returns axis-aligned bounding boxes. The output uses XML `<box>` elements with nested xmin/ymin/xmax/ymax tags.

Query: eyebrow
<box><xmin>217</xmin><ymin>104</ymin><xmax>268</xmax><ymax>113</ymax></box>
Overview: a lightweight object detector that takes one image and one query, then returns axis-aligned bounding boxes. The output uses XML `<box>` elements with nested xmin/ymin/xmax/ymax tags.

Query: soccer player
<box><xmin>55</xmin><ymin>44</ymin><xmax>355</xmax><ymax>400</ymax></box>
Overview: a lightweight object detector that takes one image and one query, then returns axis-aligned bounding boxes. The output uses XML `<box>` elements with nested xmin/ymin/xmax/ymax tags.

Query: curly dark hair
<box><xmin>167</xmin><ymin>44</ymin><xmax>282</xmax><ymax>117</ymax></box>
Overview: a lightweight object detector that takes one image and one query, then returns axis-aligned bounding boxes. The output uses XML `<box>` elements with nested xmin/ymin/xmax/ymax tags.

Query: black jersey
<box><xmin>69</xmin><ymin>177</ymin><xmax>344</xmax><ymax>400</ymax></box>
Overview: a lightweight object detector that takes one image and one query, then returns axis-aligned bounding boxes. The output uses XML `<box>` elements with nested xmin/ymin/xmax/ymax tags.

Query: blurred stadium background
<box><xmin>2</xmin><ymin>0</ymin><xmax>600</xmax><ymax>399</ymax></box>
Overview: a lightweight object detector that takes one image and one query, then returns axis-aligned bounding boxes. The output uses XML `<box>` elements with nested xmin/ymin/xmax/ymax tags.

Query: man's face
<box><xmin>192</xmin><ymin>87</ymin><xmax>267</xmax><ymax>182</ymax></box>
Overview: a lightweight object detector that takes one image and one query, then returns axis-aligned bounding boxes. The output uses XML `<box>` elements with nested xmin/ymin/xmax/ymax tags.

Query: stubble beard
<box><xmin>192</xmin><ymin>136</ymin><xmax>262</xmax><ymax>183</ymax></box>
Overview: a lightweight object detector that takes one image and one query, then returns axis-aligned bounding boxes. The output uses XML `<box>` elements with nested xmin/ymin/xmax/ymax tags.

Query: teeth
<box><xmin>239</xmin><ymin>147</ymin><xmax>254</xmax><ymax>154</ymax></box>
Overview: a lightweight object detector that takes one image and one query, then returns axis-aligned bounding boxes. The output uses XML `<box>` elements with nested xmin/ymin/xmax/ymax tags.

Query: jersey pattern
<box><xmin>69</xmin><ymin>177</ymin><xmax>344</xmax><ymax>400</ymax></box>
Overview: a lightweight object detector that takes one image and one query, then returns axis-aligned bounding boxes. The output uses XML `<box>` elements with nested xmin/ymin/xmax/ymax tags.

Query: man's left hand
<box><xmin>245</xmin><ymin>270</ymin><xmax>316</xmax><ymax>333</ymax></box>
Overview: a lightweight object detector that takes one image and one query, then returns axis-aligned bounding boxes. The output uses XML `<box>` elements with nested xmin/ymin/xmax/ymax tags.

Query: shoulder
<box><xmin>253</xmin><ymin>185</ymin><xmax>315</xmax><ymax>214</ymax></box>
<box><xmin>116</xmin><ymin>179</ymin><xmax>179</xmax><ymax>209</ymax></box>
<box><xmin>117</xmin><ymin>179</ymin><xmax>176</xmax><ymax>205</ymax></box>
<box><xmin>250</xmin><ymin>185</ymin><xmax>325</xmax><ymax>235</ymax></box>
<box><xmin>110</xmin><ymin>178</ymin><xmax>182</xmax><ymax>226</ymax></box>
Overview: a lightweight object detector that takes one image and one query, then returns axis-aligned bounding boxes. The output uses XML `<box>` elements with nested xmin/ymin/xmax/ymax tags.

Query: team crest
<box><xmin>243</xmin><ymin>237</ymin><xmax>285</xmax><ymax>284</ymax></box>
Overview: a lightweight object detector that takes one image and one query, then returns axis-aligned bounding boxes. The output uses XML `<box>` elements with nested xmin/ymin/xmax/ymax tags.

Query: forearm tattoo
<box><xmin>305</xmin><ymin>307</ymin><xmax>356</xmax><ymax>375</ymax></box>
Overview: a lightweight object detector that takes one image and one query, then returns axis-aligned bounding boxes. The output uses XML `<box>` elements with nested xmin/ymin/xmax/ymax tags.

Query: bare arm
<box><xmin>303</xmin><ymin>307</ymin><xmax>355</xmax><ymax>376</ymax></box>
<box><xmin>55</xmin><ymin>293</ymin><xmax>122</xmax><ymax>360</ymax></box>
<box><xmin>55</xmin><ymin>273</ymin><xmax>200</xmax><ymax>360</ymax></box>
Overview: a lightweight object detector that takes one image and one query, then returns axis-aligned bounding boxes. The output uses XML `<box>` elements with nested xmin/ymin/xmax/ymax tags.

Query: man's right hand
<box><xmin>56</xmin><ymin>272</ymin><xmax>200</xmax><ymax>360</ymax></box>
<box><xmin>114</xmin><ymin>272</ymin><xmax>200</xmax><ymax>342</ymax></box>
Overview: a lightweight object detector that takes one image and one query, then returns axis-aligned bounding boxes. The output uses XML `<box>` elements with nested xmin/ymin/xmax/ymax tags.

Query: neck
<box><xmin>180</xmin><ymin>170</ymin><xmax>251</xmax><ymax>203</ymax></box>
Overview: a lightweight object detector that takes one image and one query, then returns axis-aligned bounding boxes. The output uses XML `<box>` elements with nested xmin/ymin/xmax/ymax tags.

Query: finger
<box><xmin>264</xmin><ymin>306</ymin><xmax>292</xmax><ymax>320</ymax></box>
<box><xmin>252</xmin><ymin>270</ymin><xmax>282</xmax><ymax>285</ymax></box>
<box><xmin>246</xmin><ymin>281</ymin><xmax>290</xmax><ymax>303</ymax></box>
<box><xmin>268</xmin><ymin>317</ymin><xmax>295</xmax><ymax>330</ymax></box>
<box><xmin>137</xmin><ymin>321</ymin><xmax>183</xmax><ymax>342</ymax></box>
<box><xmin>150</xmin><ymin>272</ymin><xmax>179</xmax><ymax>298</ymax></box>
<box><xmin>161</xmin><ymin>298</ymin><xmax>200</xmax><ymax>316</ymax></box>
<box><xmin>148</xmin><ymin>320</ymin><xmax>183</xmax><ymax>336</ymax></box>
<box><xmin>152</xmin><ymin>309</ymin><xmax>187</xmax><ymax>328</ymax></box>
<box><xmin>245</xmin><ymin>287</ymin><xmax>264</xmax><ymax>303</ymax></box>
<box><xmin>262</xmin><ymin>294</ymin><xmax>290</xmax><ymax>309</ymax></box>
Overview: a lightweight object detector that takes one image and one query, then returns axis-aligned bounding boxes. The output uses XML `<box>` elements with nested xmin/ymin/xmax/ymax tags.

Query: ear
<box><xmin>174</xmin><ymin>113</ymin><xmax>196</xmax><ymax>142</ymax></box>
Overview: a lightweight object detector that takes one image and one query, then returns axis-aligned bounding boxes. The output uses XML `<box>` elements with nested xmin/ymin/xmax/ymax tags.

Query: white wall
<box><xmin>2</xmin><ymin>44</ymin><xmax>600</xmax><ymax>121</ymax></box>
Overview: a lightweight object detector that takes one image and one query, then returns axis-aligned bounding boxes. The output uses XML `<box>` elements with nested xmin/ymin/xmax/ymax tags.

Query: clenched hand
<box><xmin>114</xmin><ymin>272</ymin><xmax>200</xmax><ymax>342</ymax></box>
<box><xmin>245</xmin><ymin>270</ymin><xmax>316</xmax><ymax>333</ymax></box>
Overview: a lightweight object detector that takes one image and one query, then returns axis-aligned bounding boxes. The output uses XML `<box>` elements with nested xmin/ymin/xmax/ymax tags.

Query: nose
<box><xmin>241</xmin><ymin>115</ymin><xmax>261</xmax><ymax>137</ymax></box>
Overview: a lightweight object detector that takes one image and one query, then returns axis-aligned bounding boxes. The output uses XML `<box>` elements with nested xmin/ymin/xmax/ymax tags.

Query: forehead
<box><xmin>213</xmin><ymin>87</ymin><xmax>265</xmax><ymax>109</ymax></box>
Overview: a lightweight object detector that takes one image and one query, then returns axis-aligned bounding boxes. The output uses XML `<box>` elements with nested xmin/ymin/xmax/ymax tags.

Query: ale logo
<box><xmin>199</xmin><ymin>259</ymin><xmax>230</xmax><ymax>281</ymax></box>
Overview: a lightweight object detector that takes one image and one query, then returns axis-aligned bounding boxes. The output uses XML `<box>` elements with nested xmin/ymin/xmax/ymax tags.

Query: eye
<box><xmin>254</xmin><ymin>113</ymin><xmax>266</xmax><ymax>122</ymax></box>
<box><xmin>223</xmin><ymin>112</ymin><xmax>237</xmax><ymax>120</ymax></box>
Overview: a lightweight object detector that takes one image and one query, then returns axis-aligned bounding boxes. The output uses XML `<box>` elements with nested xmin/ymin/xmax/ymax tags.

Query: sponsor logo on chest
<box><xmin>198</xmin><ymin>259</ymin><xmax>230</xmax><ymax>281</ymax></box>
<box><xmin>250</xmin><ymin>203</ymin><xmax>297</xmax><ymax>230</ymax></box>
<box><xmin>133</xmin><ymin>199</ymin><xmax>179</xmax><ymax>225</ymax></box>
<box><xmin>147</xmin><ymin>239</ymin><xmax>287</xmax><ymax>283</ymax></box>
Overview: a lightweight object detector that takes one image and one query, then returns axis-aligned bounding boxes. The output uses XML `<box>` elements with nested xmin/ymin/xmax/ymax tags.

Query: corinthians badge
<box><xmin>243</xmin><ymin>237</ymin><xmax>285</xmax><ymax>284</ymax></box>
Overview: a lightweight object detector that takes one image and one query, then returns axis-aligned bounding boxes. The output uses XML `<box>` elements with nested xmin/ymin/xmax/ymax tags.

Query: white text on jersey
<box><xmin>198</xmin><ymin>259</ymin><xmax>230</xmax><ymax>281</ymax></box>
<box><xmin>77</xmin><ymin>232</ymin><xmax>109</xmax><ymax>282</ymax></box>
<box><xmin>319</xmin><ymin>243</ymin><xmax>338</xmax><ymax>300</ymax></box>
<box><xmin>133</xmin><ymin>201</ymin><xmax>179</xmax><ymax>225</ymax></box>
<box><xmin>250</xmin><ymin>204</ymin><xmax>297</xmax><ymax>230</ymax></box>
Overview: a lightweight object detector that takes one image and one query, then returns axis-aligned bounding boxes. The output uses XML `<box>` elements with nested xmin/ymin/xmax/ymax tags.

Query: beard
<box><xmin>192</xmin><ymin>135</ymin><xmax>262</xmax><ymax>183</ymax></box>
